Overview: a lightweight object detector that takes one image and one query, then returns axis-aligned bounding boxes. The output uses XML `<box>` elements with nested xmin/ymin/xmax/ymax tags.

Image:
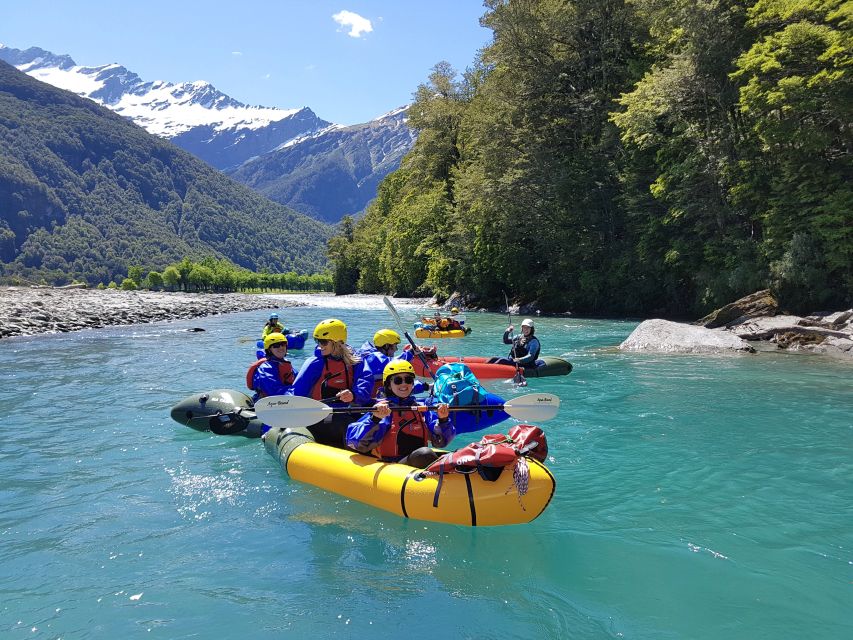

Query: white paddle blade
<box><xmin>254</xmin><ymin>395</ymin><xmax>333</xmax><ymax>429</ymax></box>
<box><xmin>504</xmin><ymin>393</ymin><xmax>561</xmax><ymax>422</ymax></box>
<box><xmin>383</xmin><ymin>296</ymin><xmax>406</xmax><ymax>331</ymax></box>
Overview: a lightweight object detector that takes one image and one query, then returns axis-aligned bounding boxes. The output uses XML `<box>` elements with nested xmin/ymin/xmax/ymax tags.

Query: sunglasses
<box><xmin>315</xmin><ymin>338</ymin><xmax>331</xmax><ymax>346</ymax></box>
<box><xmin>270</xmin><ymin>342</ymin><xmax>287</xmax><ymax>350</ymax></box>
<box><xmin>391</xmin><ymin>375</ymin><xmax>415</xmax><ymax>385</ymax></box>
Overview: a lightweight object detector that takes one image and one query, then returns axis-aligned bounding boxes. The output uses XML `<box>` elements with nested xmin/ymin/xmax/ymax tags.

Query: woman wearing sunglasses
<box><xmin>288</xmin><ymin>319</ymin><xmax>372</xmax><ymax>446</ymax></box>
<box><xmin>345</xmin><ymin>361</ymin><xmax>455</xmax><ymax>468</ymax></box>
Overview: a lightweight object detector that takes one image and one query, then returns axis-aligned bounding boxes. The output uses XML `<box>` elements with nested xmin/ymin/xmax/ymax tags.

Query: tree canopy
<box><xmin>329</xmin><ymin>0</ymin><xmax>851</xmax><ymax>316</ymax></box>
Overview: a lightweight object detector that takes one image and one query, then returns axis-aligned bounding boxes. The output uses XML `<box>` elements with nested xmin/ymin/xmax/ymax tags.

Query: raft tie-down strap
<box><xmin>465</xmin><ymin>474</ymin><xmax>477</xmax><ymax>526</ymax></box>
<box><xmin>399</xmin><ymin>468</ymin><xmax>421</xmax><ymax>519</ymax></box>
<box><xmin>431</xmin><ymin>467</ymin><xmax>445</xmax><ymax>508</ymax></box>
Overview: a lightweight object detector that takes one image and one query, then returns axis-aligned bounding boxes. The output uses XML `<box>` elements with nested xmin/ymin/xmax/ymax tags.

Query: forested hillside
<box><xmin>0</xmin><ymin>61</ymin><xmax>332</xmax><ymax>286</ymax></box>
<box><xmin>330</xmin><ymin>0</ymin><xmax>851</xmax><ymax>316</ymax></box>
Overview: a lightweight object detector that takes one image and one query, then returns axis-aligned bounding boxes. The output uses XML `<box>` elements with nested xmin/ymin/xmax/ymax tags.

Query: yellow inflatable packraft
<box><xmin>263</xmin><ymin>427</ymin><xmax>555</xmax><ymax>526</ymax></box>
<box><xmin>414</xmin><ymin>328</ymin><xmax>467</xmax><ymax>339</ymax></box>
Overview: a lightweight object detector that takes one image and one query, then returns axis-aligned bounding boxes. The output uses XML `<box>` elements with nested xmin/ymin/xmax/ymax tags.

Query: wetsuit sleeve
<box><xmin>517</xmin><ymin>338</ymin><xmax>540</xmax><ymax>366</ymax></box>
<box><xmin>287</xmin><ymin>356</ymin><xmax>323</xmax><ymax>397</ymax></box>
<box><xmin>503</xmin><ymin>329</ymin><xmax>514</xmax><ymax>345</ymax></box>
<box><xmin>351</xmin><ymin>360</ymin><xmax>373</xmax><ymax>406</ymax></box>
<box><xmin>345</xmin><ymin>412</ymin><xmax>389</xmax><ymax>453</ymax></box>
<box><xmin>253</xmin><ymin>361</ymin><xmax>293</xmax><ymax>397</ymax></box>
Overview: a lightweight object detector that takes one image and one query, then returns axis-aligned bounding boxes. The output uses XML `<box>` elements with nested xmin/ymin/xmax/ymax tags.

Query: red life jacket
<box><xmin>374</xmin><ymin>407</ymin><xmax>430</xmax><ymax>460</ymax></box>
<box><xmin>310</xmin><ymin>356</ymin><xmax>352</xmax><ymax>401</ymax></box>
<box><xmin>245</xmin><ymin>357</ymin><xmax>295</xmax><ymax>396</ymax></box>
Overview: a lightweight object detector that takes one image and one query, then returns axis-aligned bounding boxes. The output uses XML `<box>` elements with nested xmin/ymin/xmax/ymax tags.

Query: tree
<box><xmin>146</xmin><ymin>270</ymin><xmax>163</xmax><ymax>290</ymax></box>
<box><xmin>127</xmin><ymin>265</ymin><xmax>143</xmax><ymax>285</ymax></box>
<box><xmin>162</xmin><ymin>266</ymin><xmax>180</xmax><ymax>291</ymax></box>
<box><xmin>328</xmin><ymin>216</ymin><xmax>359</xmax><ymax>294</ymax></box>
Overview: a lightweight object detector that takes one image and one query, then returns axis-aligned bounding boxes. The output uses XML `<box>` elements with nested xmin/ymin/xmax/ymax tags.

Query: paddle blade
<box><xmin>503</xmin><ymin>393</ymin><xmax>560</xmax><ymax>422</ymax></box>
<box><xmin>383</xmin><ymin>296</ymin><xmax>406</xmax><ymax>331</ymax></box>
<box><xmin>255</xmin><ymin>395</ymin><xmax>333</xmax><ymax>429</ymax></box>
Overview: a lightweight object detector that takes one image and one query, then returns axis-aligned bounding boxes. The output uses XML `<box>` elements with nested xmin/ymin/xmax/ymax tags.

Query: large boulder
<box><xmin>696</xmin><ymin>290</ymin><xmax>779</xmax><ymax>328</ymax></box>
<box><xmin>620</xmin><ymin>319</ymin><xmax>755</xmax><ymax>354</ymax></box>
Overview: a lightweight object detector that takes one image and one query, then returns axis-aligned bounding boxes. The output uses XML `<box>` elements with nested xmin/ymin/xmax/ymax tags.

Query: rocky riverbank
<box><xmin>0</xmin><ymin>287</ymin><xmax>300</xmax><ymax>339</ymax></box>
<box><xmin>620</xmin><ymin>290</ymin><xmax>853</xmax><ymax>359</ymax></box>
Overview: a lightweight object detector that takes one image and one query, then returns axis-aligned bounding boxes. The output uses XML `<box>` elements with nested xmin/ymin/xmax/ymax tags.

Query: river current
<box><xmin>1</xmin><ymin>294</ymin><xmax>850</xmax><ymax>639</ymax></box>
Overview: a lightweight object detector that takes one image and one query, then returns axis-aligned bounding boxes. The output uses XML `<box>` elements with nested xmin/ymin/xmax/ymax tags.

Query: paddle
<box><xmin>383</xmin><ymin>295</ymin><xmax>438</xmax><ymax>381</ymax></box>
<box><xmin>503</xmin><ymin>290</ymin><xmax>526</xmax><ymax>386</ymax></box>
<box><xmin>255</xmin><ymin>393</ymin><xmax>561</xmax><ymax>430</ymax></box>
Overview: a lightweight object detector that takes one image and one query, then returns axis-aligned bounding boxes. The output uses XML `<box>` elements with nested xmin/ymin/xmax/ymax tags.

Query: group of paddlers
<box><xmin>248</xmin><ymin>316</ymin><xmax>453</xmax><ymax>467</ymax></box>
<box><xmin>248</xmin><ymin>311</ymin><xmax>543</xmax><ymax>468</ymax></box>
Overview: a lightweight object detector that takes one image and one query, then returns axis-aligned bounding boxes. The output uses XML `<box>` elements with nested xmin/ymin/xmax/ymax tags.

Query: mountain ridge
<box><xmin>229</xmin><ymin>107</ymin><xmax>416</xmax><ymax>222</ymax></box>
<box><xmin>0</xmin><ymin>44</ymin><xmax>330</xmax><ymax>169</ymax></box>
<box><xmin>0</xmin><ymin>60</ymin><xmax>332</xmax><ymax>285</ymax></box>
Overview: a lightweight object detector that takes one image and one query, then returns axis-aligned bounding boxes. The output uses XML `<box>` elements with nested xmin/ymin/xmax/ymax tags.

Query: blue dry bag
<box><xmin>432</xmin><ymin>363</ymin><xmax>485</xmax><ymax>407</ymax></box>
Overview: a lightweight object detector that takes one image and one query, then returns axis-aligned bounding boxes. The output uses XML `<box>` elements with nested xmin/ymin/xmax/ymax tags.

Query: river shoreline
<box><xmin>0</xmin><ymin>286</ymin><xmax>302</xmax><ymax>339</ymax></box>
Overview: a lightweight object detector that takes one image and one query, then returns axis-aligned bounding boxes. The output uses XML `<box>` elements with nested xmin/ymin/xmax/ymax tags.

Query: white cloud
<box><xmin>231</xmin><ymin>51</ymin><xmax>243</xmax><ymax>56</ymax></box>
<box><xmin>332</xmin><ymin>10</ymin><xmax>373</xmax><ymax>38</ymax></box>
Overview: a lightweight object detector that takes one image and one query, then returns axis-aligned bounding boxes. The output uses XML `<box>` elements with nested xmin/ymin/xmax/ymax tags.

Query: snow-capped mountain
<box><xmin>1</xmin><ymin>44</ymin><xmax>418</xmax><ymax>222</ymax></box>
<box><xmin>0</xmin><ymin>45</ymin><xmax>330</xmax><ymax>170</ymax></box>
<box><xmin>227</xmin><ymin>106</ymin><xmax>417</xmax><ymax>223</ymax></box>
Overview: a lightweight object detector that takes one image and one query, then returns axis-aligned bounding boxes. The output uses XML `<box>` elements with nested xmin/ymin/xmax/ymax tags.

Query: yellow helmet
<box><xmin>451</xmin><ymin>307</ymin><xmax>459</xmax><ymax>314</ymax></box>
<box><xmin>373</xmin><ymin>329</ymin><xmax>400</xmax><ymax>348</ymax></box>
<box><xmin>263</xmin><ymin>332</ymin><xmax>288</xmax><ymax>351</ymax></box>
<box><xmin>383</xmin><ymin>359</ymin><xmax>415</xmax><ymax>383</ymax></box>
<box><xmin>313</xmin><ymin>318</ymin><xmax>347</xmax><ymax>342</ymax></box>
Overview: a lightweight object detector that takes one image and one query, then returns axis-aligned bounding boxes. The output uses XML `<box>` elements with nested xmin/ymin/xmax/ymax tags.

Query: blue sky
<box><xmin>2</xmin><ymin>1</ymin><xmax>492</xmax><ymax>125</ymax></box>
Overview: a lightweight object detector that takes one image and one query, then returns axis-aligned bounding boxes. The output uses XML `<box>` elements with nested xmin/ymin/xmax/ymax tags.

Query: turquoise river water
<box><xmin>1</xmin><ymin>294</ymin><xmax>850</xmax><ymax>639</ymax></box>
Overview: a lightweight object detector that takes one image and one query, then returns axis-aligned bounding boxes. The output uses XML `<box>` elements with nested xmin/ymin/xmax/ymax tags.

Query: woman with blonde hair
<box><xmin>287</xmin><ymin>319</ymin><xmax>371</xmax><ymax>446</ymax></box>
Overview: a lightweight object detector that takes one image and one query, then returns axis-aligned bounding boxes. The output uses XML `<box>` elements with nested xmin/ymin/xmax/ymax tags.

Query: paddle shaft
<box><xmin>383</xmin><ymin>296</ymin><xmax>437</xmax><ymax>381</ymax></box>
<box><xmin>503</xmin><ymin>291</ymin><xmax>525</xmax><ymax>383</ymax></box>
<box><xmin>255</xmin><ymin>392</ymin><xmax>560</xmax><ymax>429</ymax></box>
<box><xmin>318</xmin><ymin>403</ymin><xmax>512</xmax><ymax>415</ymax></box>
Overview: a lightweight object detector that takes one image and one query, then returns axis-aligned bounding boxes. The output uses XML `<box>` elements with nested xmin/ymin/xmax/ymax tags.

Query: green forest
<box><xmin>0</xmin><ymin>61</ymin><xmax>332</xmax><ymax>286</ymax></box>
<box><xmin>330</xmin><ymin>0</ymin><xmax>851</xmax><ymax>316</ymax></box>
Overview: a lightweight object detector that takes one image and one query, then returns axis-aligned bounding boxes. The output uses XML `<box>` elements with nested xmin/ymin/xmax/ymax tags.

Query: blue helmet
<box><xmin>269</xmin><ymin>313</ymin><xmax>279</xmax><ymax>320</ymax></box>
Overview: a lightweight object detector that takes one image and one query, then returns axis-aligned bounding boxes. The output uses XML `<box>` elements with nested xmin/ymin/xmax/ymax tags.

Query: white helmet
<box><xmin>521</xmin><ymin>318</ymin><xmax>534</xmax><ymax>328</ymax></box>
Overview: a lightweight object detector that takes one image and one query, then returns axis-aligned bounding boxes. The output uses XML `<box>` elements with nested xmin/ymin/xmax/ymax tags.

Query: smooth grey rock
<box><xmin>620</xmin><ymin>319</ymin><xmax>755</xmax><ymax>354</ymax></box>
